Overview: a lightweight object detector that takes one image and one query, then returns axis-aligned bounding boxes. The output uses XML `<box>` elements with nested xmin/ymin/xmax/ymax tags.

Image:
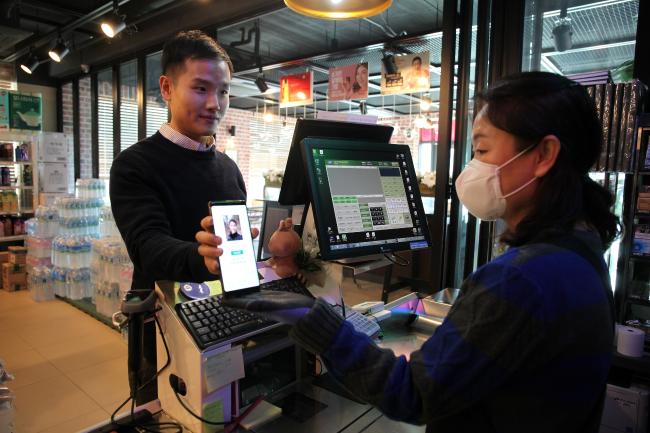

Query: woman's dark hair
<box><xmin>162</xmin><ymin>30</ymin><xmax>233</xmax><ymax>78</ymax></box>
<box><xmin>228</xmin><ymin>219</ymin><xmax>238</xmax><ymax>226</ymax></box>
<box><xmin>478</xmin><ymin>71</ymin><xmax>620</xmax><ymax>248</ymax></box>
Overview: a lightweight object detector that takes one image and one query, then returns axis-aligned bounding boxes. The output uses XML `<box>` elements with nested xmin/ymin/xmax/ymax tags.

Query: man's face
<box><xmin>160</xmin><ymin>58</ymin><xmax>230</xmax><ymax>141</ymax></box>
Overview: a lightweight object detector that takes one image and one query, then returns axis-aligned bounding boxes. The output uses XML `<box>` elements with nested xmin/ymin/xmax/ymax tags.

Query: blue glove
<box><xmin>222</xmin><ymin>291</ymin><xmax>315</xmax><ymax>326</ymax></box>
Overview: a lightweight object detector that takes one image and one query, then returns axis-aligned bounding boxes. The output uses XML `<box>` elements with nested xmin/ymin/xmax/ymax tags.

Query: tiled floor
<box><xmin>0</xmin><ymin>275</ymin><xmax>412</xmax><ymax>432</ymax></box>
<box><xmin>0</xmin><ymin>290</ymin><xmax>128</xmax><ymax>433</ymax></box>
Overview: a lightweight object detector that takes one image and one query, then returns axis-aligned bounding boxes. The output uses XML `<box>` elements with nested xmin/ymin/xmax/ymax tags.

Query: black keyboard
<box><xmin>177</xmin><ymin>277</ymin><xmax>312</xmax><ymax>349</ymax></box>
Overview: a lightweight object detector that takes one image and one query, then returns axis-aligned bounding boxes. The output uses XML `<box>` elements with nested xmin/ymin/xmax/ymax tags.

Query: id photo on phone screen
<box><xmin>224</xmin><ymin>215</ymin><xmax>243</xmax><ymax>241</ymax></box>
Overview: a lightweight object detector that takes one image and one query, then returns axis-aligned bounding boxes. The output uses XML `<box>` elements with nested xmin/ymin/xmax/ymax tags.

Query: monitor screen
<box><xmin>279</xmin><ymin>119</ymin><xmax>393</xmax><ymax>206</ymax></box>
<box><xmin>302</xmin><ymin>138</ymin><xmax>431</xmax><ymax>261</ymax></box>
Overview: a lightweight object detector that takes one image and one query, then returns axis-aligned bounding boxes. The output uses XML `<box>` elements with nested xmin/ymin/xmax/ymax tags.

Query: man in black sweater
<box><xmin>111</xmin><ymin>30</ymin><xmax>245</xmax><ymax>292</ymax></box>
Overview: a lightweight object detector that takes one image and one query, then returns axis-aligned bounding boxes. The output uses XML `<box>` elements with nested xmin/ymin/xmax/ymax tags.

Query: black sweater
<box><xmin>110</xmin><ymin>132</ymin><xmax>246</xmax><ymax>290</ymax></box>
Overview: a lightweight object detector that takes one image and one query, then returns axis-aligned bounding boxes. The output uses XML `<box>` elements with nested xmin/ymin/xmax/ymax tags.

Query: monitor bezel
<box><xmin>279</xmin><ymin>118</ymin><xmax>393</xmax><ymax>206</ymax></box>
<box><xmin>301</xmin><ymin>137</ymin><xmax>432</xmax><ymax>261</ymax></box>
<box><xmin>257</xmin><ymin>201</ymin><xmax>295</xmax><ymax>261</ymax></box>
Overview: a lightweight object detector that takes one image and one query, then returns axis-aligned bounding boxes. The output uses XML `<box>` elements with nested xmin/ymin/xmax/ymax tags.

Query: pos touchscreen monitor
<box><xmin>302</xmin><ymin>137</ymin><xmax>431</xmax><ymax>261</ymax></box>
<box><xmin>278</xmin><ymin>119</ymin><xmax>393</xmax><ymax>206</ymax></box>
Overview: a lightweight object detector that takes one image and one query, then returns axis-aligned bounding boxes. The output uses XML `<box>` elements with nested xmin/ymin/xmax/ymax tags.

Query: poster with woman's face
<box><xmin>328</xmin><ymin>63</ymin><xmax>369</xmax><ymax>102</ymax></box>
<box><xmin>380</xmin><ymin>51</ymin><xmax>430</xmax><ymax>95</ymax></box>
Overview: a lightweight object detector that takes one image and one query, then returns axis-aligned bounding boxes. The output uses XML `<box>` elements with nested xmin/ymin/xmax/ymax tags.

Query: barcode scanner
<box><xmin>121</xmin><ymin>290</ymin><xmax>158</xmax><ymax>400</ymax></box>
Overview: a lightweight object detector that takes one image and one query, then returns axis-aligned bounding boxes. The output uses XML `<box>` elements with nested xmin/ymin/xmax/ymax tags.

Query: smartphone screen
<box><xmin>210</xmin><ymin>202</ymin><xmax>259</xmax><ymax>296</ymax></box>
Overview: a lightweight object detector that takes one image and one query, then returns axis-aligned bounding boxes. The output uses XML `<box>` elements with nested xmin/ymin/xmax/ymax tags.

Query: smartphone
<box><xmin>208</xmin><ymin>200</ymin><xmax>260</xmax><ymax>298</ymax></box>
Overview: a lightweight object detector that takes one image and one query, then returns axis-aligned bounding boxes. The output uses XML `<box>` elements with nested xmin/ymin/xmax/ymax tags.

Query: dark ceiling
<box><xmin>0</xmin><ymin>0</ymin><xmax>640</xmax><ymax>116</ymax></box>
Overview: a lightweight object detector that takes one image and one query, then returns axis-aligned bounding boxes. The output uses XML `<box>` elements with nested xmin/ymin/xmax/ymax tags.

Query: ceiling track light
<box><xmin>20</xmin><ymin>51</ymin><xmax>40</xmax><ymax>75</ymax></box>
<box><xmin>255</xmin><ymin>73</ymin><xmax>269</xmax><ymax>94</ymax></box>
<box><xmin>284</xmin><ymin>0</ymin><xmax>393</xmax><ymax>20</ymax></box>
<box><xmin>101</xmin><ymin>0</ymin><xmax>127</xmax><ymax>39</ymax></box>
<box><xmin>48</xmin><ymin>39</ymin><xmax>69</xmax><ymax>63</ymax></box>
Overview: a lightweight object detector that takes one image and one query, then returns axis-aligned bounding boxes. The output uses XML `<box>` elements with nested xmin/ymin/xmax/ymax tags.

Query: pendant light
<box><xmin>284</xmin><ymin>0</ymin><xmax>392</xmax><ymax>20</ymax></box>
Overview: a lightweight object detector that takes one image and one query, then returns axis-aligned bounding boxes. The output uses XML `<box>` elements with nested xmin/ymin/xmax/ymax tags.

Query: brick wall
<box><xmin>78</xmin><ymin>77</ymin><xmax>92</xmax><ymax>178</ymax></box>
<box><xmin>61</xmin><ymin>83</ymin><xmax>73</xmax><ymax>136</ymax></box>
<box><xmin>214</xmin><ymin>108</ymin><xmax>255</xmax><ymax>188</ymax></box>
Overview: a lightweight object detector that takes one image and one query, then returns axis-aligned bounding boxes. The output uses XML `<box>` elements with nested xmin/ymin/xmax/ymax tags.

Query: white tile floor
<box><xmin>0</xmin><ymin>289</ymin><xmax>129</xmax><ymax>433</ymax></box>
<box><xmin>0</xmin><ymin>275</ymin><xmax>411</xmax><ymax>432</ymax></box>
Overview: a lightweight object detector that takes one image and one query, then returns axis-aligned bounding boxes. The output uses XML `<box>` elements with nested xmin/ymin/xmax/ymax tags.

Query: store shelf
<box><xmin>627</xmin><ymin>297</ymin><xmax>650</xmax><ymax>307</ymax></box>
<box><xmin>630</xmin><ymin>255</ymin><xmax>650</xmax><ymax>263</ymax></box>
<box><xmin>0</xmin><ymin>161</ymin><xmax>32</xmax><ymax>165</ymax></box>
<box><xmin>0</xmin><ymin>210</ymin><xmax>33</xmax><ymax>216</ymax></box>
<box><xmin>611</xmin><ymin>351</ymin><xmax>650</xmax><ymax>376</ymax></box>
<box><xmin>0</xmin><ymin>235</ymin><xmax>26</xmax><ymax>242</ymax></box>
<box><xmin>0</xmin><ymin>186</ymin><xmax>33</xmax><ymax>190</ymax></box>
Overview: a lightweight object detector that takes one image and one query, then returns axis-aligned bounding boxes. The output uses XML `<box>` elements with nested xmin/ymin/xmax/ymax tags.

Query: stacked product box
<box><xmin>2</xmin><ymin>247</ymin><xmax>27</xmax><ymax>291</ymax></box>
<box><xmin>25</xmin><ymin>206</ymin><xmax>59</xmax><ymax>301</ymax></box>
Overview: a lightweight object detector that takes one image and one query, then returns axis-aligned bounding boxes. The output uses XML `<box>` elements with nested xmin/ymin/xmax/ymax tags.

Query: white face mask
<box><xmin>455</xmin><ymin>145</ymin><xmax>537</xmax><ymax>221</ymax></box>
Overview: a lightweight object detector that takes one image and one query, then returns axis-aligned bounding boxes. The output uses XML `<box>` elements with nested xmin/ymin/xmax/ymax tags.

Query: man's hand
<box><xmin>196</xmin><ymin>215</ymin><xmax>260</xmax><ymax>275</ymax></box>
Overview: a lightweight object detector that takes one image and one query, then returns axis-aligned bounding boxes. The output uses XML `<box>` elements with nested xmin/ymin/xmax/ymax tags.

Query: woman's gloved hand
<box><xmin>222</xmin><ymin>291</ymin><xmax>315</xmax><ymax>326</ymax></box>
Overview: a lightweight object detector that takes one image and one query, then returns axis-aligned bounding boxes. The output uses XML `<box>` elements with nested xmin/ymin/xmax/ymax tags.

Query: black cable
<box><xmin>383</xmin><ymin>252</ymin><xmax>410</xmax><ymax>266</ymax></box>
<box><xmin>109</xmin><ymin>310</ymin><xmax>183</xmax><ymax>432</ymax></box>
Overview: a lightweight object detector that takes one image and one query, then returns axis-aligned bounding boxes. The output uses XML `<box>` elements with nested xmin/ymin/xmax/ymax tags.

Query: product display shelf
<box><xmin>0</xmin><ymin>130</ymin><xmax>39</xmax><ymax>246</ymax></box>
<box><xmin>617</xmin><ymin>113</ymin><xmax>650</xmax><ymax>327</ymax></box>
<box><xmin>0</xmin><ymin>235</ymin><xmax>25</xmax><ymax>242</ymax></box>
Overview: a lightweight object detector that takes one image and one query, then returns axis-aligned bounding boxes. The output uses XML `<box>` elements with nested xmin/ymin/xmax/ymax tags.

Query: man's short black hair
<box><xmin>161</xmin><ymin>30</ymin><xmax>233</xmax><ymax>78</ymax></box>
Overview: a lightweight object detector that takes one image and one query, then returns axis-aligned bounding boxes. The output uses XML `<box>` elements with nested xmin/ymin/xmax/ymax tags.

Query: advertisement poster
<box><xmin>279</xmin><ymin>72</ymin><xmax>313</xmax><ymax>108</ymax></box>
<box><xmin>381</xmin><ymin>51</ymin><xmax>430</xmax><ymax>95</ymax></box>
<box><xmin>9</xmin><ymin>93</ymin><xmax>42</xmax><ymax>131</ymax></box>
<box><xmin>328</xmin><ymin>63</ymin><xmax>369</xmax><ymax>101</ymax></box>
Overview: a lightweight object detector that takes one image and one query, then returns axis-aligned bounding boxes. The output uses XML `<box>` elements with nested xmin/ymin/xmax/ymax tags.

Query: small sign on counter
<box><xmin>203</xmin><ymin>345</ymin><xmax>245</xmax><ymax>394</ymax></box>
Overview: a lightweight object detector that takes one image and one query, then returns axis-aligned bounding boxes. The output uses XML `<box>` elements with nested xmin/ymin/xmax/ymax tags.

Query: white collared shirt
<box><xmin>159</xmin><ymin>123</ymin><xmax>215</xmax><ymax>152</ymax></box>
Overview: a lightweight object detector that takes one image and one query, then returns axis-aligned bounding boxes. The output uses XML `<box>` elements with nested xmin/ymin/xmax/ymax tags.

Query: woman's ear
<box><xmin>533</xmin><ymin>134</ymin><xmax>561</xmax><ymax>178</ymax></box>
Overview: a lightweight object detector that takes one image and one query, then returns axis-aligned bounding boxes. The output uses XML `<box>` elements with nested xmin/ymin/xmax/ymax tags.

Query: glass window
<box><xmin>146</xmin><ymin>51</ymin><xmax>168</xmax><ymax>136</ymax></box>
<box><xmin>522</xmin><ymin>0</ymin><xmax>639</xmax><ymax>77</ymax></box>
<box><xmin>246</xmin><ymin>114</ymin><xmax>296</xmax><ymax>202</ymax></box>
<box><xmin>119</xmin><ymin>60</ymin><xmax>138</xmax><ymax>151</ymax></box>
<box><xmin>97</xmin><ymin>68</ymin><xmax>113</xmax><ymax>179</ymax></box>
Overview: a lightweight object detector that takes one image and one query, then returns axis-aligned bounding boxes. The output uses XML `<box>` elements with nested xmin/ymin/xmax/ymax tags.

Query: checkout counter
<box><xmin>145</xmin><ymin>263</ymin><xmax>451</xmax><ymax>433</ymax></box>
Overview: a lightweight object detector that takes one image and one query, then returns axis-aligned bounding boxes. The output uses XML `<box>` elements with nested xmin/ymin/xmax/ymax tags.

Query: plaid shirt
<box><xmin>158</xmin><ymin>123</ymin><xmax>215</xmax><ymax>152</ymax></box>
